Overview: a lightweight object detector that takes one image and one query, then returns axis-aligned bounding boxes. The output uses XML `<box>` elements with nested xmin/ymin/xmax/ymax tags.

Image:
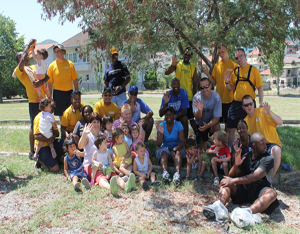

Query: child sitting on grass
<box><xmin>90</xmin><ymin>135</ymin><xmax>115</xmax><ymax>186</ymax></box>
<box><xmin>129</xmin><ymin>123</ymin><xmax>148</xmax><ymax>158</ymax></box>
<box><xmin>33</xmin><ymin>98</ymin><xmax>57</xmax><ymax>160</ymax></box>
<box><xmin>206</xmin><ymin>131</ymin><xmax>231</xmax><ymax>186</ymax></box>
<box><xmin>112</xmin><ymin>128</ymin><xmax>134</xmax><ymax>178</ymax></box>
<box><xmin>102</xmin><ymin>115</ymin><xmax>115</xmax><ymax>155</ymax></box>
<box><xmin>63</xmin><ymin>137</ymin><xmax>91</xmax><ymax>191</ymax></box>
<box><xmin>133</xmin><ymin>142</ymin><xmax>160</xmax><ymax>191</ymax></box>
<box><xmin>185</xmin><ymin>138</ymin><xmax>206</xmax><ymax>181</ymax></box>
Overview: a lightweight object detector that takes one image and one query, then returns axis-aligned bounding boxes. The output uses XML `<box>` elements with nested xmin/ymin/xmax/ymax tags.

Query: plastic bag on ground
<box><xmin>230</xmin><ymin>207</ymin><xmax>262</xmax><ymax>228</ymax></box>
<box><xmin>213</xmin><ymin>200</ymin><xmax>229</xmax><ymax>221</ymax></box>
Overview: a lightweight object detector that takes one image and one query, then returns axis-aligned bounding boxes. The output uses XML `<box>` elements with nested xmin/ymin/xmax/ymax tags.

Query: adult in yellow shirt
<box><xmin>61</xmin><ymin>91</ymin><xmax>85</xmax><ymax>138</ymax></box>
<box><xmin>14</xmin><ymin>39</ymin><xmax>49</xmax><ymax>158</ymax></box>
<box><xmin>94</xmin><ymin>87</ymin><xmax>119</xmax><ymax>121</ymax></box>
<box><xmin>225</xmin><ymin>48</ymin><xmax>264</xmax><ymax>147</ymax></box>
<box><xmin>47</xmin><ymin>44</ymin><xmax>78</xmax><ymax>121</ymax></box>
<box><xmin>165</xmin><ymin>47</ymin><xmax>198</xmax><ymax>134</ymax></box>
<box><xmin>33</xmin><ymin>99</ymin><xmax>59</xmax><ymax>172</ymax></box>
<box><xmin>242</xmin><ymin>95</ymin><xmax>283</xmax><ymax>178</ymax></box>
<box><xmin>203</xmin><ymin>44</ymin><xmax>237</xmax><ymax>132</ymax></box>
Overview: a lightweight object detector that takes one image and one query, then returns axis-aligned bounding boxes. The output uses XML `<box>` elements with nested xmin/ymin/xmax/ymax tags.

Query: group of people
<box><xmin>14</xmin><ymin>41</ymin><xmax>283</xmax><ymax>226</ymax></box>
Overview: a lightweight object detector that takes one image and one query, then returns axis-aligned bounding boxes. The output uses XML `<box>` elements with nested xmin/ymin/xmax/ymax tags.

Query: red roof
<box><xmin>201</xmin><ymin>55</ymin><xmax>221</xmax><ymax>65</ymax></box>
<box><xmin>248</xmin><ymin>50</ymin><xmax>261</xmax><ymax>56</ymax></box>
<box><xmin>260</xmin><ymin>68</ymin><xmax>270</xmax><ymax>75</ymax></box>
<box><xmin>285</xmin><ymin>40</ymin><xmax>294</xmax><ymax>46</ymax></box>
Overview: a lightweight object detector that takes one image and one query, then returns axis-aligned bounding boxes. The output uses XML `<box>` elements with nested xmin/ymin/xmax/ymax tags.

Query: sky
<box><xmin>1</xmin><ymin>0</ymin><xmax>82</xmax><ymax>44</ymax></box>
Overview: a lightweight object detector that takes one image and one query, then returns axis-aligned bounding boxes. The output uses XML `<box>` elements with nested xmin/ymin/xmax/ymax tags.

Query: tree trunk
<box><xmin>276</xmin><ymin>75</ymin><xmax>280</xmax><ymax>95</ymax></box>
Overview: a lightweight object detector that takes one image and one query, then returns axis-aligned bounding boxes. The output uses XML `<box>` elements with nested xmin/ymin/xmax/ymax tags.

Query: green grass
<box><xmin>1</xmin><ymin>95</ymin><xmax>300</xmax><ymax>120</ymax></box>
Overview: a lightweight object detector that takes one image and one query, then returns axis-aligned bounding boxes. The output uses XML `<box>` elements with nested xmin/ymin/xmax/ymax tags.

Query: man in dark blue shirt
<box><xmin>104</xmin><ymin>47</ymin><xmax>131</xmax><ymax>107</ymax></box>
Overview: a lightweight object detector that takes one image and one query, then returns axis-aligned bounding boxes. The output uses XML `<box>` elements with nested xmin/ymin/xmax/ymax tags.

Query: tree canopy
<box><xmin>0</xmin><ymin>14</ymin><xmax>25</xmax><ymax>101</ymax></box>
<box><xmin>38</xmin><ymin>0</ymin><xmax>300</xmax><ymax>72</ymax></box>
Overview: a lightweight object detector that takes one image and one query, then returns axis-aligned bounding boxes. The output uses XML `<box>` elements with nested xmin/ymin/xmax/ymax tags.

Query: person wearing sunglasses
<box><xmin>242</xmin><ymin>95</ymin><xmax>283</xmax><ymax>179</ymax></box>
<box><xmin>47</xmin><ymin>44</ymin><xmax>79</xmax><ymax>122</ymax></box>
<box><xmin>104</xmin><ymin>47</ymin><xmax>131</xmax><ymax>107</ymax></box>
<box><xmin>203</xmin><ymin>43</ymin><xmax>238</xmax><ymax>132</ymax></box>
<box><xmin>94</xmin><ymin>87</ymin><xmax>119</xmax><ymax>121</ymax></box>
<box><xmin>224</xmin><ymin>48</ymin><xmax>264</xmax><ymax>148</ymax></box>
<box><xmin>192</xmin><ymin>78</ymin><xmax>222</xmax><ymax>150</ymax></box>
<box><xmin>122</xmin><ymin>85</ymin><xmax>153</xmax><ymax>142</ymax></box>
<box><xmin>165</xmin><ymin>47</ymin><xmax>198</xmax><ymax>136</ymax></box>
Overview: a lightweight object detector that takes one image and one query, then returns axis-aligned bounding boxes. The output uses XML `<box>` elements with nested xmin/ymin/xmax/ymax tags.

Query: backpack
<box><xmin>234</xmin><ymin>65</ymin><xmax>256</xmax><ymax>91</ymax></box>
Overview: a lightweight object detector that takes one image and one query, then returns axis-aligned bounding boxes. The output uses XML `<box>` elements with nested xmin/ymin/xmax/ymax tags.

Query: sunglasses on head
<box><xmin>129</xmin><ymin>92</ymin><xmax>138</xmax><ymax>96</ymax></box>
<box><xmin>243</xmin><ymin>102</ymin><xmax>254</xmax><ymax>107</ymax></box>
<box><xmin>200</xmin><ymin>84</ymin><xmax>210</xmax><ymax>90</ymax></box>
<box><xmin>235</xmin><ymin>54</ymin><xmax>245</xmax><ymax>60</ymax></box>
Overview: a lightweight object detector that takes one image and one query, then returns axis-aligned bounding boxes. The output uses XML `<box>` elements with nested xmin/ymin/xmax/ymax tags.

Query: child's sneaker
<box><xmin>74</xmin><ymin>182</ymin><xmax>81</xmax><ymax>191</ymax></box>
<box><xmin>185</xmin><ymin>175</ymin><xmax>192</xmax><ymax>181</ymax></box>
<box><xmin>110</xmin><ymin>176</ymin><xmax>118</xmax><ymax>195</ymax></box>
<box><xmin>195</xmin><ymin>175</ymin><xmax>203</xmax><ymax>181</ymax></box>
<box><xmin>81</xmin><ymin>178</ymin><xmax>91</xmax><ymax>190</ymax></box>
<box><xmin>142</xmin><ymin>181</ymin><xmax>149</xmax><ymax>191</ymax></box>
<box><xmin>162</xmin><ymin>171</ymin><xmax>171</xmax><ymax>183</ymax></box>
<box><xmin>122</xmin><ymin>175</ymin><xmax>129</xmax><ymax>182</ymax></box>
<box><xmin>125</xmin><ymin>173</ymin><xmax>136</xmax><ymax>193</ymax></box>
<box><xmin>150</xmin><ymin>181</ymin><xmax>160</xmax><ymax>186</ymax></box>
<box><xmin>89</xmin><ymin>180</ymin><xmax>95</xmax><ymax>186</ymax></box>
<box><xmin>213</xmin><ymin>177</ymin><xmax>220</xmax><ymax>186</ymax></box>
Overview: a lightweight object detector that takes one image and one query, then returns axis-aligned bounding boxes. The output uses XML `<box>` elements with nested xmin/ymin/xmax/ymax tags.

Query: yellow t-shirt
<box><xmin>47</xmin><ymin>59</ymin><xmax>78</xmax><ymax>91</ymax></box>
<box><xmin>229</xmin><ymin>64</ymin><xmax>263</xmax><ymax>102</ymax></box>
<box><xmin>61</xmin><ymin>103</ymin><xmax>85</xmax><ymax>132</ymax></box>
<box><xmin>94</xmin><ymin>100</ymin><xmax>120</xmax><ymax>121</ymax></box>
<box><xmin>175</xmin><ymin>60</ymin><xmax>195</xmax><ymax>101</ymax></box>
<box><xmin>244</xmin><ymin>108</ymin><xmax>281</xmax><ymax>147</ymax></box>
<box><xmin>211</xmin><ymin>60</ymin><xmax>238</xmax><ymax>104</ymax></box>
<box><xmin>113</xmin><ymin>142</ymin><xmax>132</xmax><ymax>166</ymax></box>
<box><xmin>15</xmin><ymin>65</ymin><xmax>45</xmax><ymax>103</ymax></box>
<box><xmin>33</xmin><ymin>112</ymin><xmax>48</xmax><ymax>147</ymax></box>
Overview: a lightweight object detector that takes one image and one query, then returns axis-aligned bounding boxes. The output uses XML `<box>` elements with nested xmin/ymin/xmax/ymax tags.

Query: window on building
<box><xmin>73</xmin><ymin>53</ymin><xmax>77</xmax><ymax>63</ymax></box>
<box><xmin>273</xmin><ymin>80</ymin><xmax>276</xmax><ymax>84</ymax></box>
<box><xmin>281</xmin><ymin>80</ymin><xmax>284</xmax><ymax>84</ymax></box>
<box><xmin>86</xmin><ymin>74</ymin><xmax>89</xmax><ymax>81</ymax></box>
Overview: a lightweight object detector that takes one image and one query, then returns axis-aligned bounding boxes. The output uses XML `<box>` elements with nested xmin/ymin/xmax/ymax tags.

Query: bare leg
<box><xmin>142</xmin><ymin>117</ymin><xmax>154</xmax><ymax>142</ymax></box>
<box><xmin>250</xmin><ymin>189</ymin><xmax>277</xmax><ymax>214</ymax></box>
<box><xmin>91</xmin><ymin>166</ymin><xmax>99</xmax><ymax>182</ymax></box>
<box><xmin>211</xmin><ymin>123</ymin><xmax>221</xmax><ymax>133</ymax></box>
<box><xmin>160</xmin><ymin>151</ymin><xmax>169</xmax><ymax>171</ymax></box>
<box><xmin>37</xmin><ymin>89</ymin><xmax>42</xmax><ymax>99</ymax></box>
<box><xmin>187</xmin><ymin>163</ymin><xmax>192</xmax><ymax>177</ymax></box>
<box><xmin>48</xmin><ymin>142</ymin><xmax>57</xmax><ymax>158</ymax></box>
<box><xmin>219</xmin><ymin>184</ymin><xmax>237</xmax><ymax>205</ymax></box>
<box><xmin>119</xmin><ymin>163</ymin><xmax>131</xmax><ymax>176</ymax></box>
<box><xmin>116</xmin><ymin>175</ymin><xmax>126</xmax><ymax>189</ymax></box>
<box><xmin>222</xmin><ymin>162</ymin><xmax>229</xmax><ymax>176</ymax></box>
<box><xmin>150</xmin><ymin>172</ymin><xmax>156</xmax><ymax>183</ymax></box>
<box><xmin>197</xmin><ymin>160</ymin><xmax>206</xmax><ymax>176</ymax></box>
<box><xmin>98</xmin><ymin>178</ymin><xmax>110</xmax><ymax>190</ymax></box>
<box><xmin>211</xmin><ymin>158</ymin><xmax>219</xmax><ymax>178</ymax></box>
<box><xmin>113</xmin><ymin>162</ymin><xmax>122</xmax><ymax>174</ymax></box>
<box><xmin>72</xmin><ymin>176</ymin><xmax>79</xmax><ymax>187</ymax></box>
<box><xmin>271</xmin><ymin>146</ymin><xmax>282</xmax><ymax>178</ymax></box>
<box><xmin>34</xmin><ymin>141</ymin><xmax>44</xmax><ymax>160</ymax></box>
<box><xmin>139</xmin><ymin>176</ymin><xmax>146</xmax><ymax>185</ymax></box>
<box><xmin>199</xmin><ymin>141</ymin><xmax>208</xmax><ymax>150</ymax></box>
<box><xmin>227</xmin><ymin>128</ymin><xmax>236</xmax><ymax>148</ymax></box>
<box><xmin>49</xmin><ymin>164</ymin><xmax>59</xmax><ymax>172</ymax></box>
<box><xmin>29</xmin><ymin>128</ymin><xmax>35</xmax><ymax>154</ymax></box>
<box><xmin>174</xmin><ymin>151</ymin><xmax>182</xmax><ymax>173</ymax></box>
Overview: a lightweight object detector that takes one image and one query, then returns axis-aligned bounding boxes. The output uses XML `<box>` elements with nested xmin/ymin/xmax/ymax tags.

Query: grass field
<box><xmin>0</xmin><ymin>95</ymin><xmax>300</xmax><ymax>120</ymax></box>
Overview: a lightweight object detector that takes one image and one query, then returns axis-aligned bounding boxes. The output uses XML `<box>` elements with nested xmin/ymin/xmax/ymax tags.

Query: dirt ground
<box><xmin>1</xmin><ymin>174</ymin><xmax>300</xmax><ymax>233</ymax></box>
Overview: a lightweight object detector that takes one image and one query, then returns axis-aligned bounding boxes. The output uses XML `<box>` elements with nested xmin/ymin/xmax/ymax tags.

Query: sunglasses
<box><xmin>235</xmin><ymin>54</ymin><xmax>245</xmax><ymax>60</ymax></box>
<box><xmin>243</xmin><ymin>102</ymin><xmax>254</xmax><ymax>107</ymax></box>
<box><xmin>129</xmin><ymin>92</ymin><xmax>138</xmax><ymax>96</ymax></box>
<box><xmin>103</xmin><ymin>94</ymin><xmax>112</xmax><ymax>97</ymax></box>
<box><xmin>200</xmin><ymin>84</ymin><xmax>210</xmax><ymax>90</ymax></box>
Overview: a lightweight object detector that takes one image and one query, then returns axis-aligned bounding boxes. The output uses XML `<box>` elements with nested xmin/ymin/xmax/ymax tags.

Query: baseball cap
<box><xmin>164</xmin><ymin>106</ymin><xmax>175</xmax><ymax>114</ymax></box>
<box><xmin>53</xmin><ymin>44</ymin><xmax>66</xmax><ymax>52</ymax></box>
<box><xmin>128</xmin><ymin>85</ymin><xmax>138</xmax><ymax>93</ymax></box>
<box><xmin>110</xmin><ymin>47</ymin><xmax>119</xmax><ymax>54</ymax></box>
<box><xmin>103</xmin><ymin>87</ymin><xmax>112</xmax><ymax>93</ymax></box>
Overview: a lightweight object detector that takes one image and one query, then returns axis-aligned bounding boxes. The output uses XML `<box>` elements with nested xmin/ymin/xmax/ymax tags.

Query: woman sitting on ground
<box><xmin>156</xmin><ymin>106</ymin><xmax>185</xmax><ymax>185</ymax></box>
<box><xmin>72</xmin><ymin>105</ymin><xmax>93</xmax><ymax>142</ymax></box>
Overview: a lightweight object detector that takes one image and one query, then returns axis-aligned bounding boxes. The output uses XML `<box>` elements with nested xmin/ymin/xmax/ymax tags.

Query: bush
<box><xmin>158</xmin><ymin>79</ymin><xmax>166</xmax><ymax>90</ymax></box>
<box><xmin>143</xmin><ymin>70</ymin><xmax>159</xmax><ymax>90</ymax></box>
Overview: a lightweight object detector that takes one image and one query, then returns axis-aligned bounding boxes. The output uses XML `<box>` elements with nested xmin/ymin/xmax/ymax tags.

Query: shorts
<box><xmin>187</xmin><ymin>101</ymin><xmax>194</xmax><ymax>120</ymax></box>
<box><xmin>29</xmin><ymin>102</ymin><xmax>40</xmax><ymax>128</ymax></box>
<box><xmin>111</xmin><ymin>92</ymin><xmax>127</xmax><ymax>107</ymax></box>
<box><xmin>195</xmin><ymin>126</ymin><xmax>210</xmax><ymax>144</ymax></box>
<box><xmin>155</xmin><ymin>146</ymin><xmax>186</xmax><ymax>163</ymax></box>
<box><xmin>84</xmin><ymin>165</ymin><xmax>117</xmax><ymax>183</ymax></box>
<box><xmin>266</xmin><ymin>143</ymin><xmax>281</xmax><ymax>154</ymax></box>
<box><xmin>69</xmin><ymin>167</ymin><xmax>89</xmax><ymax>180</ymax></box>
<box><xmin>227</xmin><ymin>101</ymin><xmax>247</xmax><ymax>128</ymax></box>
<box><xmin>231</xmin><ymin>184</ymin><xmax>271</xmax><ymax>205</ymax></box>
<box><xmin>53</xmin><ymin>89</ymin><xmax>73</xmax><ymax>116</ymax></box>
<box><xmin>38</xmin><ymin>146</ymin><xmax>58</xmax><ymax>169</ymax></box>
<box><xmin>220</xmin><ymin>103</ymin><xmax>231</xmax><ymax>123</ymax></box>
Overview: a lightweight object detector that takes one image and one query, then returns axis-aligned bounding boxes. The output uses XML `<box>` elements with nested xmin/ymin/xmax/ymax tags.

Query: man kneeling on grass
<box><xmin>203</xmin><ymin>132</ymin><xmax>279</xmax><ymax>227</ymax></box>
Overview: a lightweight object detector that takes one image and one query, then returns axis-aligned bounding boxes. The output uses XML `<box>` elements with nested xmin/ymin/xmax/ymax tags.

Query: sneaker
<box><xmin>28</xmin><ymin>152</ymin><xmax>34</xmax><ymax>160</ymax></box>
<box><xmin>142</xmin><ymin>181</ymin><xmax>149</xmax><ymax>191</ymax></box>
<box><xmin>81</xmin><ymin>178</ymin><xmax>91</xmax><ymax>190</ymax></box>
<box><xmin>185</xmin><ymin>175</ymin><xmax>192</xmax><ymax>181</ymax></box>
<box><xmin>150</xmin><ymin>181</ymin><xmax>160</xmax><ymax>186</ymax></box>
<box><xmin>34</xmin><ymin>160</ymin><xmax>41</xmax><ymax>169</ymax></box>
<box><xmin>125</xmin><ymin>173</ymin><xmax>136</xmax><ymax>193</ymax></box>
<box><xmin>74</xmin><ymin>182</ymin><xmax>81</xmax><ymax>191</ymax></box>
<box><xmin>203</xmin><ymin>204</ymin><xmax>216</xmax><ymax>220</ymax></box>
<box><xmin>162</xmin><ymin>171</ymin><xmax>171</xmax><ymax>183</ymax></box>
<box><xmin>122</xmin><ymin>175</ymin><xmax>129</xmax><ymax>182</ymax></box>
<box><xmin>213</xmin><ymin>177</ymin><xmax>220</xmax><ymax>186</ymax></box>
<box><xmin>110</xmin><ymin>176</ymin><xmax>118</xmax><ymax>195</ymax></box>
<box><xmin>195</xmin><ymin>175</ymin><xmax>203</xmax><ymax>181</ymax></box>
<box><xmin>89</xmin><ymin>180</ymin><xmax>95</xmax><ymax>186</ymax></box>
<box><xmin>173</xmin><ymin>172</ymin><xmax>181</xmax><ymax>184</ymax></box>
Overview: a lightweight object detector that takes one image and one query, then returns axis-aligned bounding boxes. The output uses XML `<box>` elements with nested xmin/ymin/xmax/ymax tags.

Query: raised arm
<box><xmin>262</xmin><ymin>102</ymin><xmax>283</xmax><ymax>125</ymax></box>
<box><xmin>165</xmin><ymin>56</ymin><xmax>177</xmax><ymax>75</ymax></box>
